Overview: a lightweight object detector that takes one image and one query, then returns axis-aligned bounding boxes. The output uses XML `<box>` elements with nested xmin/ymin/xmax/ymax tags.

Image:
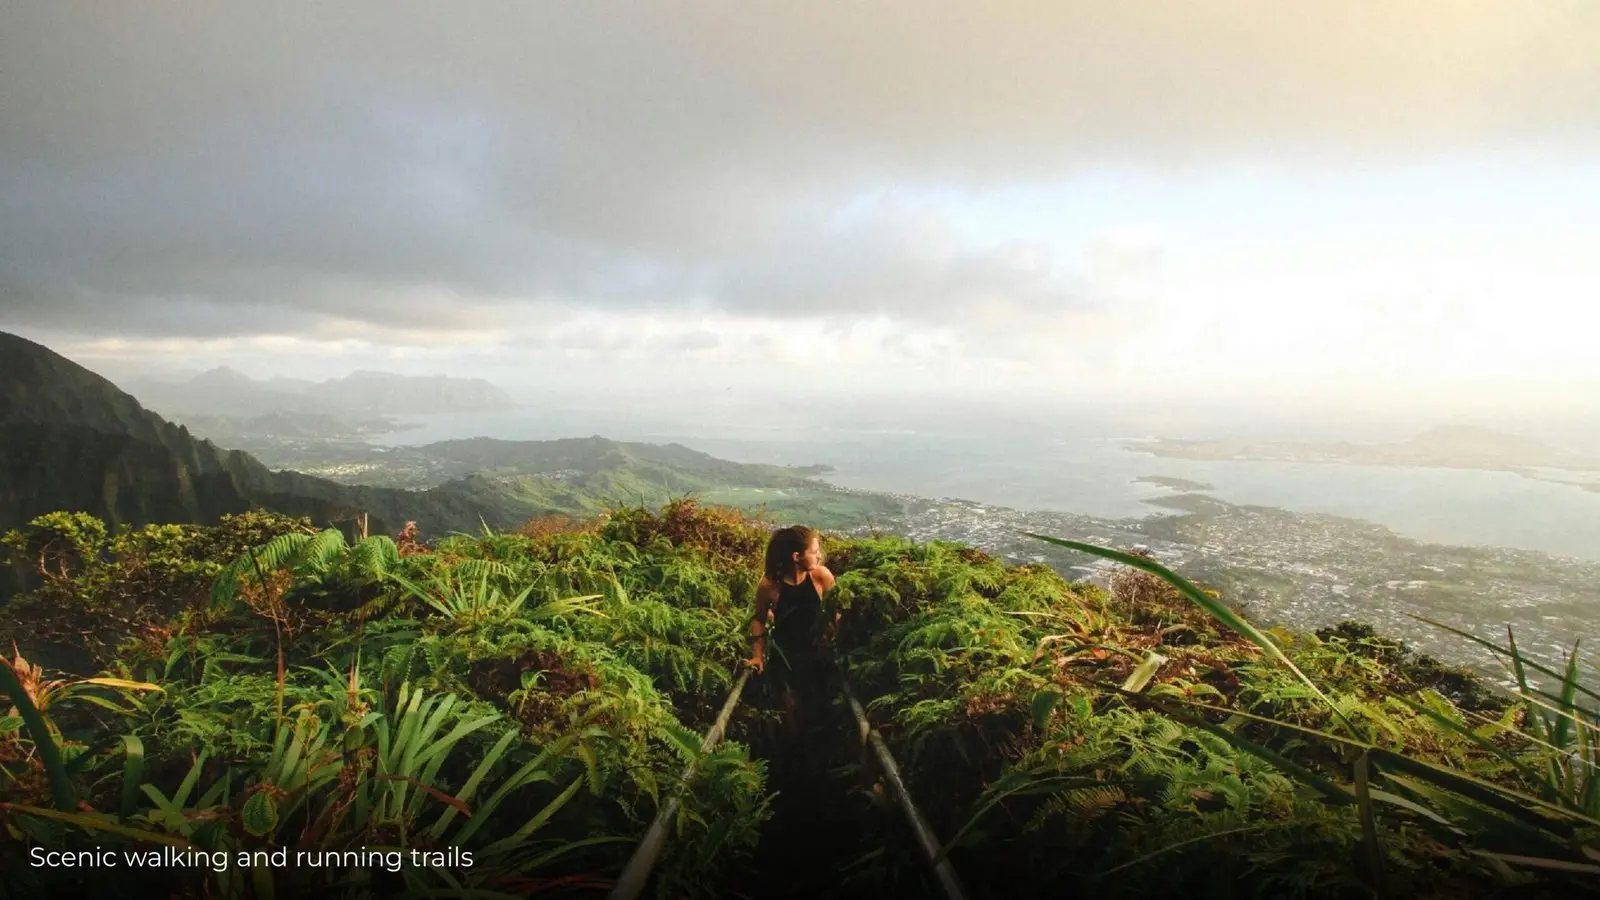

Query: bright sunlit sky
<box><xmin>3</xmin><ymin>2</ymin><xmax>1598</xmax><ymax>428</ymax></box>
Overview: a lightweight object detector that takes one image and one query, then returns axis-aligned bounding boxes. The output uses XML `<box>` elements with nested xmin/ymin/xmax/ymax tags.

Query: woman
<box><xmin>744</xmin><ymin>525</ymin><xmax>838</xmax><ymax>734</ymax></box>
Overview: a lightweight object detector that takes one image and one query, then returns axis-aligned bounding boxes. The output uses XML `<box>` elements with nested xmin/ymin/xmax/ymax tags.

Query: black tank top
<box><xmin>771</xmin><ymin>572</ymin><xmax>823</xmax><ymax>648</ymax></box>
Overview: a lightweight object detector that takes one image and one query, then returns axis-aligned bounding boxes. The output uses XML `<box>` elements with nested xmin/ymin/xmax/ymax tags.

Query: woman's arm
<box><xmin>744</xmin><ymin>578</ymin><xmax>778</xmax><ymax>671</ymax></box>
<box><xmin>814</xmin><ymin>566</ymin><xmax>841</xmax><ymax>644</ymax></box>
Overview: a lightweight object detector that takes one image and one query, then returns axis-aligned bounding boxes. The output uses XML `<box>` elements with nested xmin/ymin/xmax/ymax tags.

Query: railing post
<box><xmin>840</xmin><ymin>671</ymin><xmax>971</xmax><ymax>900</ymax></box>
<box><xmin>609</xmin><ymin>667</ymin><xmax>752</xmax><ymax>900</ymax></box>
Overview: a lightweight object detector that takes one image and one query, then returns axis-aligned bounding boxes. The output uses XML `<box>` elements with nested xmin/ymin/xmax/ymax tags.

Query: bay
<box><xmin>372</xmin><ymin>408</ymin><xmax>1600</xmax><ymax>563</ymax></box>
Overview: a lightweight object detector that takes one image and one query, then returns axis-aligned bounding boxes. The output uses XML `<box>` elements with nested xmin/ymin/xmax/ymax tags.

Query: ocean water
<box><xmin>373</xmin><ymin>408</ymin><xmax>1600</xmax><ymax>563</ymax></box>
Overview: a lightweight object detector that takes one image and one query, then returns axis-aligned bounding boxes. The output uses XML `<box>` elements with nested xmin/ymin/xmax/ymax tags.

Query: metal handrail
<box><xmin>609</xmin><ymin>660</ymin><xmax>971</xmax><ymax>900</ymax></box>
<box><xmin>608</xmin><ymin>666</ymin><xmax>752</xmax><ymax>900</ymax></box>
<box><xmin>840</xmin><ymin>670</ymin><xmax>971</xmax><ymax>900</ymax></box>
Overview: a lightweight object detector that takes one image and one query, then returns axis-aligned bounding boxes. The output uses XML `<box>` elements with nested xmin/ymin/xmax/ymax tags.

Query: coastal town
<box><xmin>850</xmin><ymin>486</ymin><xmax>1600</xmax><ymax>680</ymax></box>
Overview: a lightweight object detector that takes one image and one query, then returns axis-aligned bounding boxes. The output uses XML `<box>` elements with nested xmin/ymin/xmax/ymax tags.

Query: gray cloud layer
<box><xmin>3</xmin><ymin>1</ymin><xmax>1597</xmax><ymax>339</ymax></box>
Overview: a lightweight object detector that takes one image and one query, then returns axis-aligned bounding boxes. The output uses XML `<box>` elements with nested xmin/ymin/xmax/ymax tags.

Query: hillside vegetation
<box><xmin>274</xmin><ymin>434</ymin><xmax>833</xmax><ymax>494</ymax></box>
<box><xmin>1</xmin><ymin>499</ymin><xmax>1595</xmax><ymax>899</ymax></box>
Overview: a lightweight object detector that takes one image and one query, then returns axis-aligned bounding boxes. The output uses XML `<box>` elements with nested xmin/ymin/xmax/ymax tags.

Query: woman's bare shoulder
<box><xmin>810</xmin><ymin>565</ymin><xmax>836</xmax><ymax>590</ymax></box>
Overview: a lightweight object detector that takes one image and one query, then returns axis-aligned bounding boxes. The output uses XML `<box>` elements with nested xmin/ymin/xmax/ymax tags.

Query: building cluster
<box><xmin>871</xmin><ymin>491</ymin><xmax>1599</xmax><ymax>677</ymax></box>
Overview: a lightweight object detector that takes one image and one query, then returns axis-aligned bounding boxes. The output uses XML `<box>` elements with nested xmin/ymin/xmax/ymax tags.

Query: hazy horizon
<box><xmin>56</xmin><ymin>348</ymin><xmax>1600</xmax><ymax>456</ymax></box>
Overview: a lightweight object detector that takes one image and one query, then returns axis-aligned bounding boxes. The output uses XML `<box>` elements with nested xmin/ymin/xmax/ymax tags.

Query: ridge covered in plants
<box><xmin>0</xmin><ymin>499</ymin><xmax>1595</xmax><ymax>898</ymax></box>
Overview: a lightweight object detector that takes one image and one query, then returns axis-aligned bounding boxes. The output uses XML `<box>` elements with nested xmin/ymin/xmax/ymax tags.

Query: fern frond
<box><xmin>660</xmin><ymin>722</ymin><xmax>704</xmax><ymax>765</ymax></box>
<box><xmin>253</xmin><ymin>532</ymin><xmax>314</xmax><ymax>572</ymax></box>
<box><xmin>451</xmin><ymin>559</ymin><xmax>518</xmax><ymax>584</ymax></box>
<box><xmin>302</xmin><ymin>528</ymin><xmax>348</xmax><ymax>574</ymax></box>
<box><xmin>1026</xmin><ymin>785</ymin><xmax>1128</xmax><ymax>834</ymax></box>
<box><xmin>349</xmin><ymin>535</ymin><xmax>400</xmax><ymax>582</ymax></box>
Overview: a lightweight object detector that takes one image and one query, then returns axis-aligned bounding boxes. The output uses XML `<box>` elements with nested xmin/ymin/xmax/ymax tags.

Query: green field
<box><xmin>696</xmin><ymin>485</ymin><xmax>905</xmax><ymax>531</ymax></box>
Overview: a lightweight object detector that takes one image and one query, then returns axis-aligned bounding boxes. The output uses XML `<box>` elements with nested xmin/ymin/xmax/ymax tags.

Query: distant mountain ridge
<box><xmin>1404</xmin><ymin>424</ymin><xmax>1592</xmax><ymax>463</ymax></box>
<box><xmin>317</xmin><ymin>370</ymin><xmax>514</xmax><ymax>414</ymax></box>
<box><xmin>125</xmin><ymin>366</ymin><xmax>515</xmax><ymax>417</ymax></box>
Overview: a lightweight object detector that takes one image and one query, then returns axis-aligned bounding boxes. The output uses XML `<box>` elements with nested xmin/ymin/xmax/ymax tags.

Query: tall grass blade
<box><xmin>428</xmin><ymin>729</ymin><xmax>519</xmax><ymax>840</ymax></box>
<box><xmin>0</xmin><ymin>803</ymin><xmax>195</xmax><ymax>846</ymax></box>
<box><xmin>1368</xmin><ymin>748</ymin><xmax>1596</xmax><ymax>832</ymax></box>
<box><xmin>1354</xmin><ymin>750</ymin><xmax>1386</xmax><ymax>898</ymax></box>
<box><xmin>1408</xmin><ymin>615</ymin><xmax>1600</xmax><ymax>709</ymax></box>
<box><xmin>1498</xmin><ymin>688</ymin><xmax>1600</xmax><ymax>743</ymax></box>
<box><xmin>452</xmin><ymin>733</ymin><xmax>578</xmax><ymax>845</ymax></box>
<box><xmin>119</xmin><ymin>734</ymin><xmax>145</xmax><ymax>820</ymax></box>
<box><xmin>1550</xmin><ymin>642</ymin><xmax>1583</xmax><ymax>752</ymax></box>
<box><xmin>1365</xmin><ymin>788</ymin><xmax>1461</xmax><ymax>832</ymax></box>
<box><xmin>482</xmin><ymin>775</ymin><xmax>585</xmax><ymax>855</ymax></box>
<box><xmin>1476</xmin><ymin>852</ymin><xmax>1600</xmax><ymax>875</ymax></box>
<box><xmin>171</xmin><ymin>752</ymin><xmax>208</xmax><ymax>809</ymax></box>
<box><xmin>1508</xmin><ymin>628</ymin><xmax>1553</xmax><ymax>747</ymax></box>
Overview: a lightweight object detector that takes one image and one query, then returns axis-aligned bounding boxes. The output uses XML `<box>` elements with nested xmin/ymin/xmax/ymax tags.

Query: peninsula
<box><xmin>1125</xmin><ymin>424</ymin><xmax>1600</xmax><ymax>492</ymax></box>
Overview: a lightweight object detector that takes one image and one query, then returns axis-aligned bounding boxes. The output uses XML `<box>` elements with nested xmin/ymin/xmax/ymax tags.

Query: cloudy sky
<box><xmin>3</xmin><ymin>2</ymin><xmax>1598</xmax><ymax>427</ymax></box>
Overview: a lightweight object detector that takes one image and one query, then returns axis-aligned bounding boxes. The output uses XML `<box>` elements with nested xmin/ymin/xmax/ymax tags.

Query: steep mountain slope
<box><xmin>0</xmin><ymin>332</ymin><xmax>534</xmax><ymax>544</ymax></box>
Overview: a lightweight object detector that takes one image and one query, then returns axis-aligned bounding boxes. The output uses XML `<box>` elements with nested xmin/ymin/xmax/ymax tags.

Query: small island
<box><xmin>1135</xmin><ymin>475</ymin><xmax>1216</xmax><ymax>492</ymax></box>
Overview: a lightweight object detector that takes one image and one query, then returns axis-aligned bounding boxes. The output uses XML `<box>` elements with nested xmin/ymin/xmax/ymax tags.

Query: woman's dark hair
<box><xmin>764</xmin><ymin>525</ymin><xmax>819</xmax><ymax>582</ymax></box>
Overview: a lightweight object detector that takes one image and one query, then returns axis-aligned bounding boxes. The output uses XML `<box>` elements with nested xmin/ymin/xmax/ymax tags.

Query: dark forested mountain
<box><xmin>0</xmin><ymin>332</ymin><xmax>536</xmax><ymax>547</ymax></box>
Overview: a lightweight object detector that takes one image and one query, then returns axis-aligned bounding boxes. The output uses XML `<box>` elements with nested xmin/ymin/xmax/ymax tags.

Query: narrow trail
<box><xmin>608</xmin><ymin>663</ymin><xmax>957</xmax><ymax>900</ymax></box>
<box><xmin>722</xmin><ymin>669</ymin><xmax>938</xmax><ymax>900</ymax></box>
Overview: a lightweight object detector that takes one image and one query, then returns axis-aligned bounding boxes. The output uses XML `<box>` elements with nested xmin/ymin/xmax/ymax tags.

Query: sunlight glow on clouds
<box><xmin>3</xmin><ymin>2</ymin><xmax>1597</xmax><ymax>423</ymax></box>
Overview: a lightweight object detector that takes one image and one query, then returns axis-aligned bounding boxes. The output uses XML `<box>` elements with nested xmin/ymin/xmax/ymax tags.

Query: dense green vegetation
<box><xmin>697</xmin><ymin>485</ymin><xmax>902</xmax><ymax>531</ymax></box>
<box><xmin>0</xmin><ymin>500</ymin><xmax>1596</xmax><ymax>898</ymax></box>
